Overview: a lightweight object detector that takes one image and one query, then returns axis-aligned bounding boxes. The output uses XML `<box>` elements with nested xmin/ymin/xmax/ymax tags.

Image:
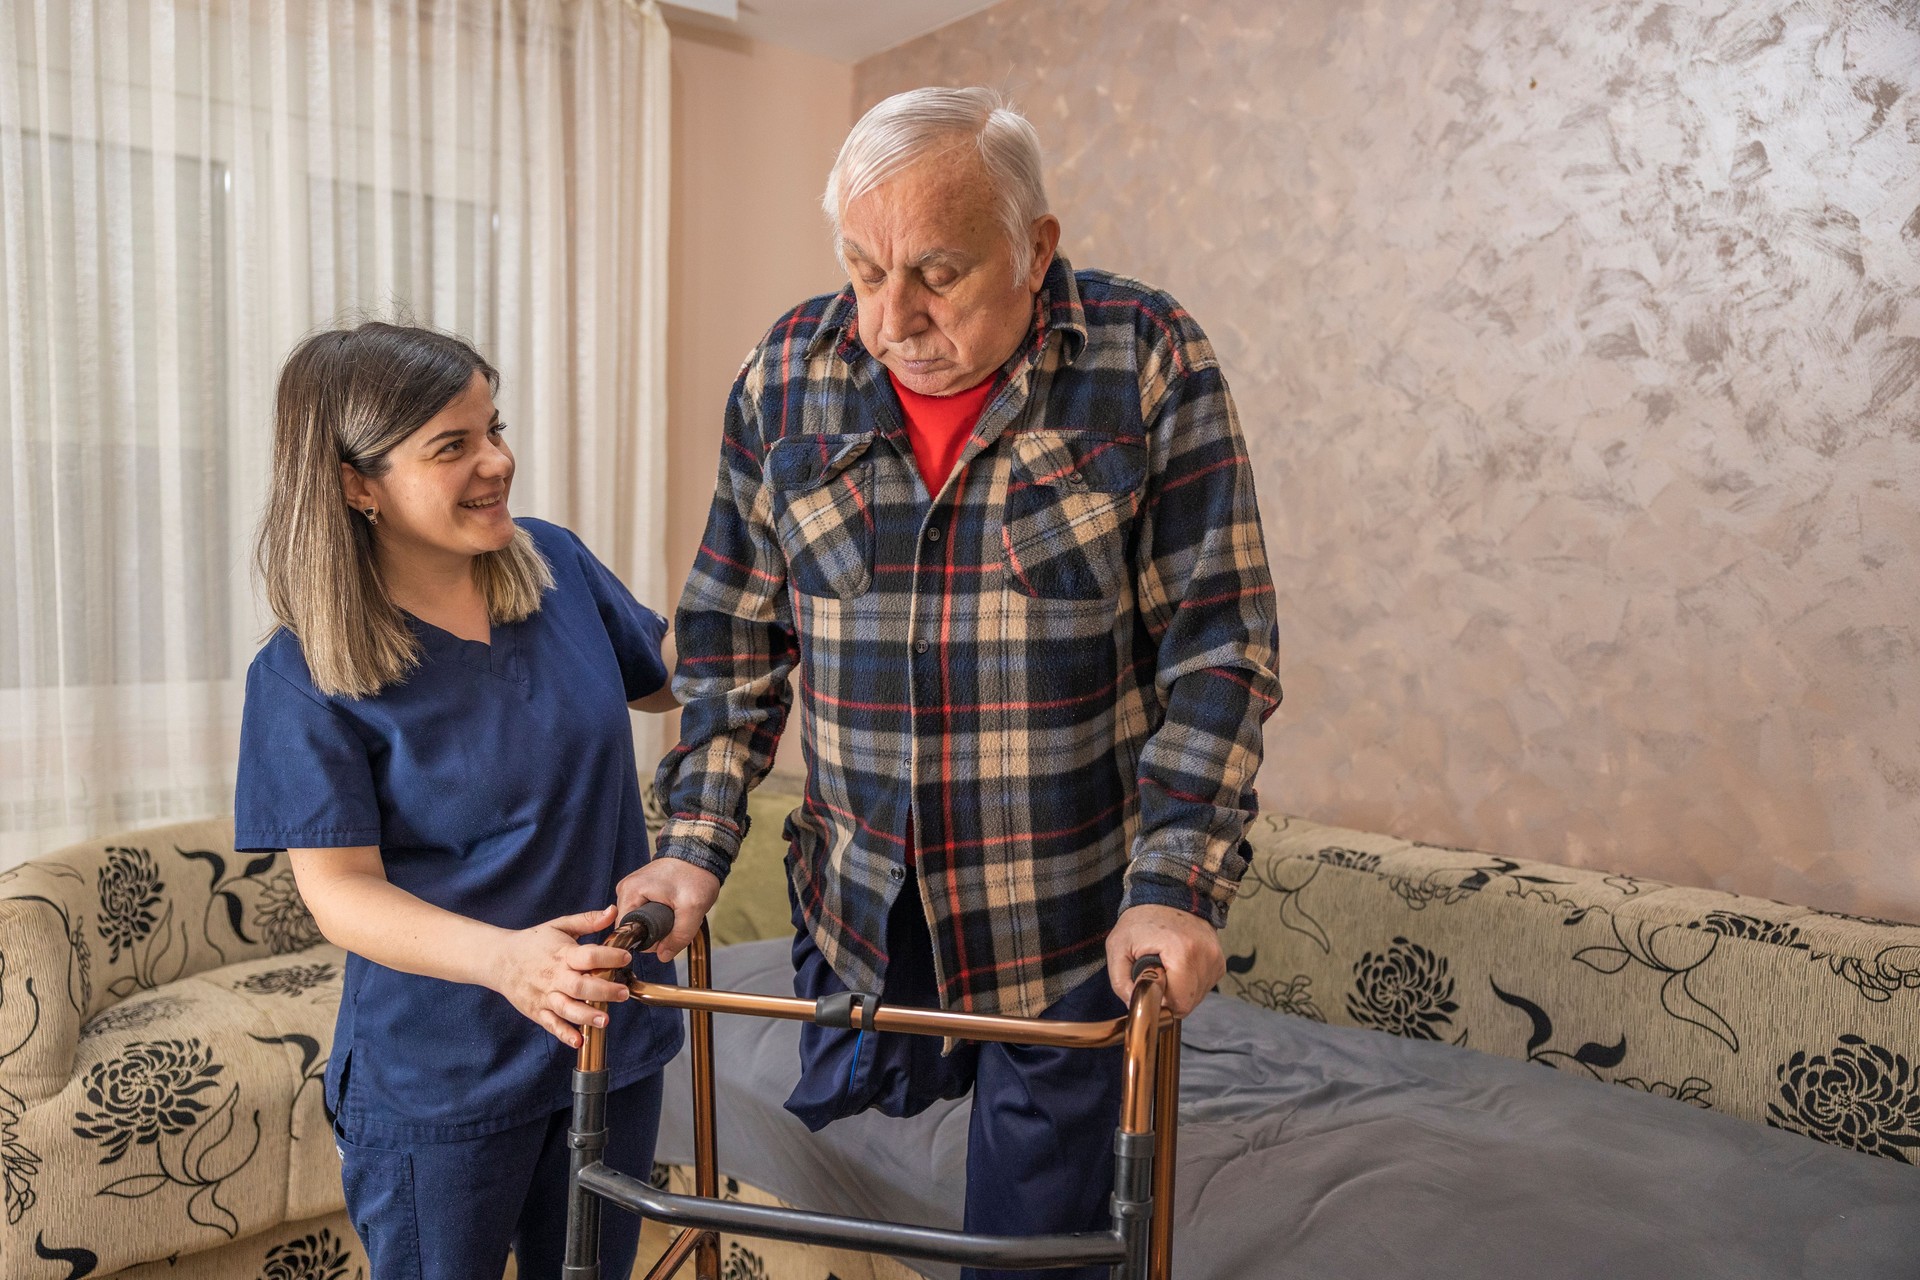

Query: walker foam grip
<box><xmin>618</xmin><ymin>902</ymin><xmax>677</xmax><ymax>952</ymax></box>
<box><xmin>1130</xmin><ymin>954</ymin><xmax>1166</xmax><ymax>982</ymax></box>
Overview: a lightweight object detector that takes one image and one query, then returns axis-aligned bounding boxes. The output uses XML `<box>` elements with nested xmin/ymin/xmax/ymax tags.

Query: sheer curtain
<box><xmin>0</xmin><ymin>0</ymin><xmax>671</xmax><ymax>864</ymax></box>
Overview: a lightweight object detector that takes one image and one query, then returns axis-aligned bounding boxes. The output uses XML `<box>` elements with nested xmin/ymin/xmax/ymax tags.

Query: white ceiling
<box><xmin>662</xmin><ymin>0</ymin><xmax>1005</xmax><ymax>65</ymax></box>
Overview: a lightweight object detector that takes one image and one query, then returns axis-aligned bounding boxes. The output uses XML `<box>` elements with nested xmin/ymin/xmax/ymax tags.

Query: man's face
<box><xmin>838</xmin><ymin>144</ymin><xmax>1058</xmax><ymax>397</ymax></box>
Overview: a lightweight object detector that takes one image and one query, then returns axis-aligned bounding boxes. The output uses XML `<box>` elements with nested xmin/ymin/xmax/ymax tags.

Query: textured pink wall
<box><xmin>857</xmin><ymin>0</ymin><xmax>1920</xmax><ymax>920</ymax></box>
<box><xmin>664</xmin><ymin>20</ymin><xmax>850</xmax><ymax>781</ymax></box>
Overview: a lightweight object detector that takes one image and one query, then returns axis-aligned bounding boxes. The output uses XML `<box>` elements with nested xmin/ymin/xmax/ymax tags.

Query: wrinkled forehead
<box><xmin>838</xmin><ymin>150</ymin><xmax>1002</xmax><ymax>265</ymax></box>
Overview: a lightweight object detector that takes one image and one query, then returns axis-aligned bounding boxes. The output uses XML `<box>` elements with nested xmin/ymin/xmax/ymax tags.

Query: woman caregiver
<box><xmin>234</xmin><ymin>323</ymin><xmax>681</xmax><ymax>1279</ymax></box>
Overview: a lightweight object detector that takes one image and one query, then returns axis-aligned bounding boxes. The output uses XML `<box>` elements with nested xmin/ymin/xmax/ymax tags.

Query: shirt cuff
<box><xmin>1121</xmin><ymin>851</ymin><xmax>1241</xmax><ymax>928</ymax></box>
<box><xmin>656</xmin><ymin>839</ymin><xmax>734</xmax><ymax>884</ymax></box>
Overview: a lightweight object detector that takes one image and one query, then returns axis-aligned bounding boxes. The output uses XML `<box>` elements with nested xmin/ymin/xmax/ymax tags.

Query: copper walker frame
<box><xmin>562</xmin><ymin>904</ymin><xmax>1181</xmax><ymax>1279</ymax></box>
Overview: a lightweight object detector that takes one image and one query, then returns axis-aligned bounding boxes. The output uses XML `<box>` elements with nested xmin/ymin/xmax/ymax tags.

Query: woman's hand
<box><xmin>488</xmin><ymin>904</ymin><xmax>635</xmax><ymax>1049</ymax></box>
<box><xmin>614</xmin><ymin>856</ymin><xmax>722</xmax><ymax>962</ymax></box>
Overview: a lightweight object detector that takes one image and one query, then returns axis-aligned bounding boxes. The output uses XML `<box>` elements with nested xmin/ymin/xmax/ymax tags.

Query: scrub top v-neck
<box><xmin>234</xmin><ymin>518</ymin><xmax>683</xmax><ymax>1143</ymax></box>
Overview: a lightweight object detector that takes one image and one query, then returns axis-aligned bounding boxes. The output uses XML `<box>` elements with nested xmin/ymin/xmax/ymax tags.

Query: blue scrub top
<box><xmin>234</xmin><ymin>518</ymin><xmax>683</xmax><ymax>1143</ymax></box>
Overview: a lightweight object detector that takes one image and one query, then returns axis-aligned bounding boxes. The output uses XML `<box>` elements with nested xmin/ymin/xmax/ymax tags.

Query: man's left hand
<box><xmin>1105</xmin><ymin>904</ymin><xmax>1224</xmax><ymax>1017</ymax></box>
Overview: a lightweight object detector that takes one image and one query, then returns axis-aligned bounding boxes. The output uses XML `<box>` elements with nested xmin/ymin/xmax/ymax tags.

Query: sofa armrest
<box><xmin>1221</xmin><ymin>813</ymin><xmax>1920</xmax><ymax>1163</ymax></box>
<box><xmin>0</xmin><ymin>817</ymin><xmax>324</xmax><ymax>1105</ymax></box>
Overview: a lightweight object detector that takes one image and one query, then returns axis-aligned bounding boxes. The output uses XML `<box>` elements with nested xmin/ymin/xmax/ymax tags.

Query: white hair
<box><xmin>823</xmin><ymin>86</ymin><xmax>1051</xmax><ymax>281</ymax></box>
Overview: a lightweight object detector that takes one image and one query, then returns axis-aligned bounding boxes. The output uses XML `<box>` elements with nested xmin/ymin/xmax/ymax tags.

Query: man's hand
<box><xmin>1105</xmin><ymin>904</ymin><xmax>1224</xmax><ymax>1017</ymax></box>
<box><xmin>615</xmin><ymin>856</ymin><xmax>722</xmax><ymax>962</ymax></box>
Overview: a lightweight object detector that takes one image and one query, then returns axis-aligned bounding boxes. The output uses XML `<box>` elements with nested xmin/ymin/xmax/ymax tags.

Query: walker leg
<box><xmin>1110</xmin><ymin>1128</ymin><xmax>1154</xmax><ymax>1280</ymax></box>
<box><xmin>1149</xmin><ymin>1019</ymin><xmax>1180</xmax><ymax>1280</ymax></box>
<box><xmin>690</xmin><ymin>922</ymin><xmax>722</xmax><ymax>1280</ymax></box>
<box><xmin>639</xmin><ymin>1226</ymin><xmax>708</xmax><ymax>1280</ymax></box>
<box><xmin>563</xmin><ymin>1067</ymin><xmax>609</xmax><ymax>1280</ymax></box>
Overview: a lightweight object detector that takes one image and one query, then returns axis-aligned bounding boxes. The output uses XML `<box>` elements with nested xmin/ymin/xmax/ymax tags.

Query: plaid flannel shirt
<box><xmin>656</xmin><ymin>256</ymin><xmax>1281</xmax><ymax>1019</ymax></box>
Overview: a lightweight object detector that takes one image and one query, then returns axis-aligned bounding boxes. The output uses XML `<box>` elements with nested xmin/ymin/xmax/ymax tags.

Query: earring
<box><xmin>364</xmin><ymin>507</ymin><xmax>378</xmax><ymax>526</ymax></box>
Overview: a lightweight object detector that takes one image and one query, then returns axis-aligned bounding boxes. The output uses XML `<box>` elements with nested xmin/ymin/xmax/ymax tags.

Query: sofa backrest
<box><xmin>0</xmin><ymin>818</ymin><xmax>323</xmax><ymax>1105</ymax></box>
<box><xmin>1221</xmin><ymin>812</ymin><xmax>1920</xmax><ymax>1166</ymax></box>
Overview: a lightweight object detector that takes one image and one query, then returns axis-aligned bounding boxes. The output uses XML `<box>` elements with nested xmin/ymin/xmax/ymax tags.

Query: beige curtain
<box><xmin>0</xmin><ymin>0</ymin><xmax>671</xmax><ymax>864</ymax></box>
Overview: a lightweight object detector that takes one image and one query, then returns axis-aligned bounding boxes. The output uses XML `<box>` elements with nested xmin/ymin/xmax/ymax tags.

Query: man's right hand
<box><xmin>614</xmin><ymin>856</ymin><xmax>722</xmax><ymax>962</ymax></box>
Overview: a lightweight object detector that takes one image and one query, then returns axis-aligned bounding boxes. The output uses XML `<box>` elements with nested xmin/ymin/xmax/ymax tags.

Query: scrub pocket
<box><xmin>1001</xmin><ymin>431</ymin><xmax>1146</xmax><ymax>601</ymax></box>
<box><xmin>766</xmin><ymin>432</ymin><xmax>876</xmax><ymax>599</ymax></box>
<box><xmin>335</xmin><ymin>1127</ymin><xmax>423</xmax><ymax>1280</ymax></box>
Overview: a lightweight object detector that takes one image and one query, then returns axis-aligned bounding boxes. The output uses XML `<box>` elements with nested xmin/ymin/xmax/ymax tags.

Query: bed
<box><xmin>651</xmin><ymin>800</ymin><xmax>1920</xmax><ymax>1279</ymax></box>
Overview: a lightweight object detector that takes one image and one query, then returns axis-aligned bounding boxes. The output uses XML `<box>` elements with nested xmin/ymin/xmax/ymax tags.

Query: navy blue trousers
<box><xmin>335</xmin><ymin>1072</ymin><xmax>662</xmax><ymax>1280</ymax></box>
<box><xmin>786</xmin><ymin>871</ymin><xmax>1126</xmax><ymax>1280</ymax></box>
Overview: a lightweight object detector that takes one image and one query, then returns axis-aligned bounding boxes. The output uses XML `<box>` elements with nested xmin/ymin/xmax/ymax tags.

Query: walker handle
<box><xmin>1130</xmin><ymin>954</ymin><xmax>1166</xmax><ymax>983</ymax></box>
<box><xmin>615</xmin><ymin>901</ymin><xmax>678</xmax><ymax>954</ymax></box>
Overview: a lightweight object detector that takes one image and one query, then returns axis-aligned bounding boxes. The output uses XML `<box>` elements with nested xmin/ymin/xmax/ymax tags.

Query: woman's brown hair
<box><xmin>256</xmin><ymin>323</ymin><xmax>553</xmax><ymax>698</ymax></box>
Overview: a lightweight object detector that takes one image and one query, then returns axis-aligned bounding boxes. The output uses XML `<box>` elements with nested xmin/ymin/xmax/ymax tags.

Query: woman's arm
<box><xmin>289</xmin><ymin>846</ymin><xmax>632</xmax><ymax>1049</ymax></box>
<box><xmin>628</xmin><ymin>628</ymin><xmax>678</xmax><ymax>712</ymax></box>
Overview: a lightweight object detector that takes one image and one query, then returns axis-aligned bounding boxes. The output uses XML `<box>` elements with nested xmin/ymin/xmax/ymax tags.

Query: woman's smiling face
<box><xmin>342</xmin><ymin>370</ymin><xmax>517</xmax><ymax>562</ymax></box>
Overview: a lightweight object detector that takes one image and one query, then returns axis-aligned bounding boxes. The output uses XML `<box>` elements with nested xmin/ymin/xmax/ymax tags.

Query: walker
<box><xmin>562</xmin><ymin>903</ymin><xmax>1181</xmax><ymax>1279</ymax></box>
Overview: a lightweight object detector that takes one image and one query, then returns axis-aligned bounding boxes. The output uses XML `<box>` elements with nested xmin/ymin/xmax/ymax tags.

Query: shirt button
<box><xmin>889</xmin><ymin>865</ymin><xmax>906</xmax><ymax>880</ymax></box>
<box><xmin>913</xmin><ymin>639</ymin><xmax>930</xmax><ymax>654</ymax></box>
<box><xmin>1067</xmin><ymin>470</ymin><xmax>1086</xmax><ymax>486</ymax></box>
<box><xmin>925</xmin><ymin>526</ymin><xmax>942</xmax><ymax>542</ymax></box>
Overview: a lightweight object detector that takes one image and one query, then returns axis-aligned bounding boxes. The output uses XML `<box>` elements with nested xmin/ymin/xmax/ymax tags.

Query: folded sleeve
<box><xmin>233</xmin><ymin>656</ymin><xmax>384</xmax><ymax>852</ymax></box>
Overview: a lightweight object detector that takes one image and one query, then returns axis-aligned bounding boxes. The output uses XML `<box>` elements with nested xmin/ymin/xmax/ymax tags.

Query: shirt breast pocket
<box><xmin>1001</xmin><ymin>431</ymin><xmax>1147</xmax><ymax>601</ymax></box>
<box><xmin>766</xmin><ymin>433</ymin><xmax>877</xmax><ymax>599</ymax></box>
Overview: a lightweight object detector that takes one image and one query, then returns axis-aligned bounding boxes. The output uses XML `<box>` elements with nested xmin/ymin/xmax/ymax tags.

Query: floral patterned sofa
<box><xmin>0</xmin><ymin>792</ymin><xmax>798</xmax><ymax>1280</ymax></box>
<box><xmin>0</xmin><ymin>819</ymin><xmax>358</xmax><ymax>1280</ymax></box>
<box><xmin>5</xmin><ymin>798</ymin><xmax>1916</xmax><ymax>1280</ymax></box>
<box><xmin>1218</xmin><ymin>812</ymin><xmax>1920</xmax><ymax>1154</ymax></box>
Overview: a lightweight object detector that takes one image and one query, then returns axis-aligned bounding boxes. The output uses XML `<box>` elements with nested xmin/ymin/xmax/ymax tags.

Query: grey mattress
<box><xmin>653</xmin><ymin>939</ymin><xmax>1919</xmax><ymax>1279</ymax></box>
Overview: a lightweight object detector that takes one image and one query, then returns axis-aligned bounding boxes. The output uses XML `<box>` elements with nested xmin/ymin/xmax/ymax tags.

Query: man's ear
<box><xmin>339</xmin><ymin>461</ymin><xmax>374</xmax><ymax>512</ymax></box>
<box><xmin>1025</xmin><ymin>215</ymin><xmax>1062</xmax><ymax>293</ymax></box>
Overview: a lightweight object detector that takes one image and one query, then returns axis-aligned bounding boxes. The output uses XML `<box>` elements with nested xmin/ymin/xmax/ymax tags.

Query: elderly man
<box><xmin>624</xmin><ymin>87</ymin><xmax>1279</xmax><ymax>1275</ymax></box>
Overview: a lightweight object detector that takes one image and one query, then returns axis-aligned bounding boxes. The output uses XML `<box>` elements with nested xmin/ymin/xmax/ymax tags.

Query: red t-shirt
<box><xmin>889</xmin><ymin>371</ymin><xmax>998</xmax><ymax>494</ymax></box>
